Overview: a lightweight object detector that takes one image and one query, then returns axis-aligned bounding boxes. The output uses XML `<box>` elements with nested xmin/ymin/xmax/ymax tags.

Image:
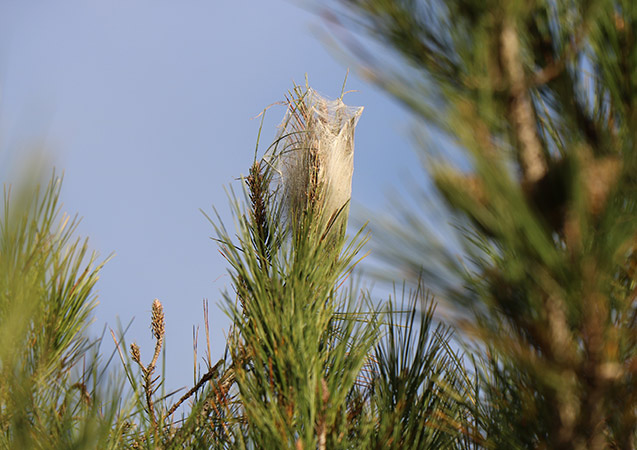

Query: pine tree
<box><xmin>327</xmin><ymin>0</ymin><xmax>637</xmax><ymax>448</ymax></box>
<box><xmin>201</xmin><ymin>84</ymin><xmax>472</xmax><ymax>448</ymax></box>
<box><xmin>3</xmin><ymin>2</ymin><xmax>636</xmax><ymax>448</ymax></box>
<box><xmin>0</xmin><ymin>173</ymin><xmax>126</xmax><ymax>448</ymax></box>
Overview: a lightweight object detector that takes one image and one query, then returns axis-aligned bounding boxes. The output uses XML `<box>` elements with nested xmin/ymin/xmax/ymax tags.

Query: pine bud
<box><xmin>150</xmin><ymin>299</ymin><xmax>165</xmax><ymax>341</ymax></box>
<box><xmin>130</xmin><ymin>342</ymin><xmax>141</xmax><ymax>364</ymax></box>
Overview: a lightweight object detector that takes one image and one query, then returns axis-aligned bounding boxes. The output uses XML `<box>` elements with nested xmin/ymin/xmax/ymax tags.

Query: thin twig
<box><xmin>166</xmin><ymin>361</ymin><xmax>230</xmax><ymax>417</ymax></box>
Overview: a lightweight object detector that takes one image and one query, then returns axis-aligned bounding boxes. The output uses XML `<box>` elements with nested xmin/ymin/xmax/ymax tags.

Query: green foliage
<box><xmin>3</xmin><ymin>2</ymin><xmax>637</xmax><ymax>448</ymax></box>
<box><xmin>368</xmin><ymin>286</ymin><xmax>474</xmax><ymax>450</ymax></box>
<box><xmin>0</xmin><ymin>173</ymin><xmax>124</xmax><ymax>449</ymax></box>
<box><xmin>78</xmin><ymin>84</ymin><xmax>472</xmax><ymax>449</ymax></box>
<box><xmin>215</xmin><ymin>170</ymin><xmax>377</xmax><ymax>447</ymax></box>
<box><xmin>330</xmin><ymin>0</ymin><xmax>637</xmax><ymax>448</ymax></box>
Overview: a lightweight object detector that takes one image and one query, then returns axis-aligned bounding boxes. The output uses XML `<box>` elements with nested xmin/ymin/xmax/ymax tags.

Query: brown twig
<box><xmin>166</xmin><ymin>362</ymin><xmax>233</xmax><ymax>417</ymax></box>
<box><xmin>128</xmin><ymin>299</ymin><xmax>166</xmax><ymax>428</ymax></box>
<box><xmin>146</xmin><ymin>300</ymin><xmax>165</xmax><ymax>426</ymax></box>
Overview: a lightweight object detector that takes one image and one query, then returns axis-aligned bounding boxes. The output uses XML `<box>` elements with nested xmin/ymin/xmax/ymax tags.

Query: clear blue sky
<box><xmin>0</xmin><ymin>0</ymin><xmax>420</xmax><ymax>394</ymax></box>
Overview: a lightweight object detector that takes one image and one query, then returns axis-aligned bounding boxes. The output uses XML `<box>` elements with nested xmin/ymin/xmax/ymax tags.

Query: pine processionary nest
<box><xmin>267</xmin><ymin>86</ymin><xmax>363</xmax><ymax>236</ymax></box>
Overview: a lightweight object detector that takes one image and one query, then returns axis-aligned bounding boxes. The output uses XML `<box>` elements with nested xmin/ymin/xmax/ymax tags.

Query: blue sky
<box><xmin>0</xmin><ymin>1</ymin><xmax>420</xmax><ymax>394</ymax></box>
